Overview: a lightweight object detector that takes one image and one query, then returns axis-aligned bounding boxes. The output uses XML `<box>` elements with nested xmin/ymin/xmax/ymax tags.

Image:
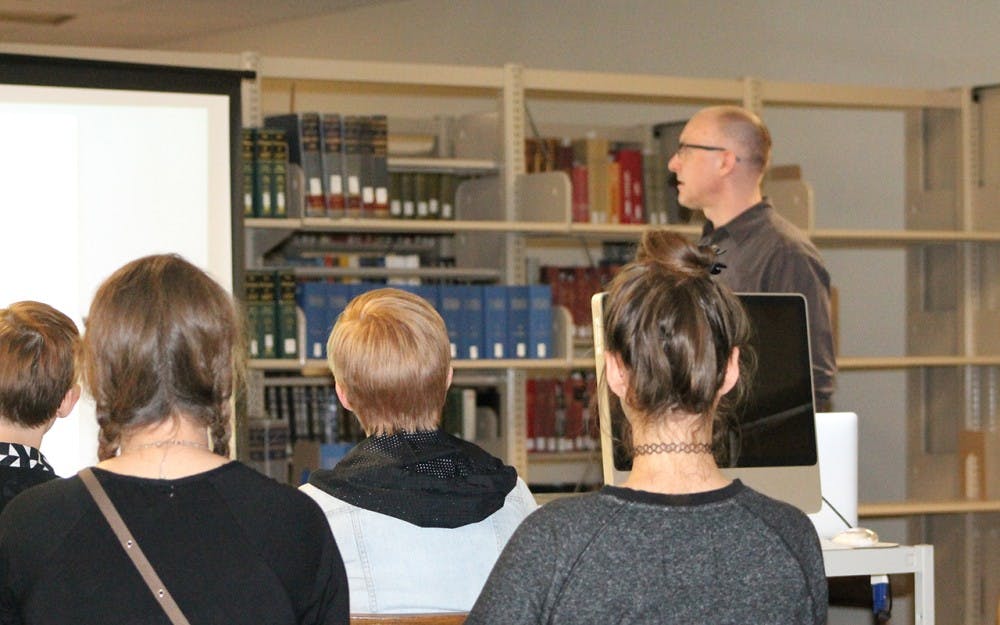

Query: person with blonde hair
<box><xmin>301</xmin><ymin>287</ymin><xmax>536</xmax><ymax>614</ymax></box>
<box><xmin>467</xmin><ymin>231</ymin><xmax>826</xmax><ymax>625</ymax></box>
<box><xmin>0</xmin><ymin>301</ymin><xmax>80</xmax><ymax>512</ymax></box>
<box><xmin>0</xmin><ymin>254</ymin><xmax>348</xmax><ymax>624</ymax></box>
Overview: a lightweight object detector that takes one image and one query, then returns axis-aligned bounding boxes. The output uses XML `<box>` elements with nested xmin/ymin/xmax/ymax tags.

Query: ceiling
<box><xmin>0</xmin><ymin>1</ymin><xmax>393</xmax><ymax>48</ymax></box>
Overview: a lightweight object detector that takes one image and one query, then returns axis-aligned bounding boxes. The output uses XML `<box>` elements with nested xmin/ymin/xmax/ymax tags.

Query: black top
<box><xmin>308</xmin><ymin>429</ymin><xmax>517</xmax><ymax>528</ymax></box>
<box><xmin>0</xmin><ymin>444</ymin><xmax>57</xmax><ymax>515</ymax></box>
<box><xmin>700</xmin><ymin>200</ymin><xmax>836</xmax><ymax>404</ymax></box>
<box><xmin>0</xmin><ymin>462</ymin><xmax>349</xmax><ymax>625</ymax></box>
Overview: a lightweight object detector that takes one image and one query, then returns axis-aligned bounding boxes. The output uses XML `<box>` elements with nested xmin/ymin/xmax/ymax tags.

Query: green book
<box><xmin>276</xmin><ymin>270</ymin><xmax>298</xmax><ymax>359</ymax></box>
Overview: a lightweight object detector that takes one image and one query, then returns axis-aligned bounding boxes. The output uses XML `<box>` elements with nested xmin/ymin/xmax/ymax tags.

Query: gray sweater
<box><xmin>467</xmin><ymin>480</ymin><xmax>827</xmax><ymax>625</ymax></box>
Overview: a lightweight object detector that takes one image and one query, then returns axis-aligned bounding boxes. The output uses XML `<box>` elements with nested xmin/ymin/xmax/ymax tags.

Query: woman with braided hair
<box><xmin>467</xmin><ymin>230</ymin><xmax>827</xmax><ymax>625</ymax></box>
<box><xmin>0</xmin><ymin>254</ymin><xmax>348</xmax><ymax>625</ymax></box>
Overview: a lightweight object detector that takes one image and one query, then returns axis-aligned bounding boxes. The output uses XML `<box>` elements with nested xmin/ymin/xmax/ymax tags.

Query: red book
<box><xmin>615</xmin><ymin>148</ymin><xmax>645</xmax><ymax>223</ymax></box>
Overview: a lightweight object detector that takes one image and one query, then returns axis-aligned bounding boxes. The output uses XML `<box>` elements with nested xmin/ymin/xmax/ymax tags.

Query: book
<box><xmin>265</xmin><ymin>113</ymin><xmax>326</xmax><ymax>217</ymax></box>
<box><xmin>438</xmin><ymin>285</ymin><xmax>462</xmax><ymax>358</ymax></box>
<box><xmin>456</xmin><ymin>285</ymin><xmax>484</xmax><ymax>360</ymax></box>
<box><xmin>359</xmin><ymin>116</ymin><xmax>376</xmax><ymax>217</ymax></box>
<box><xmin>388</xmin><ymin>172</ymin><xmax>403</xmax><ymax>218</ymax></box>
<box><xmin>370</xmin><ymin>114</ymin><xmax>390</xmax><ymax>218</ymax></box>
<box><xmin>414</xmin><ymin>172</ymin><xmax>430</xmax><ymax>219</ymax></box>
<box><xmin>614</xmin><ymin>147</ymin><xmax>644</xmax><ymax>224</ymax></box>
<box><xmin>320</xmin><ymin>113</ymin><xmax>345</xmax><ymax>218</ymax></box>
<box><xmin>341</xmin><ymin>115</ymin><xmax>364</xmax><ymax>217</ymax></box>
<box><xmin>256</xmin><ymin>270</ymin><xmax>278</xmax><ymax>358</ymax></box>
<box><xmin>506</xmin><ymin>285</ymin><xmax>530</xmax><ymax>359</ymax></box>
<box><xmin>241</xmin><ymin>127</ymin><xmax>256</xmax><ymax>218</ymax></box>
<box><xmin>275</xmin><ymin>270</ymin><xmax>298</xmax><ymax>359</ymax></box>
<box><xmin>270</xmin><ymin>130</ymin><xmax>289</xmax><ymax>218</ymax></box>
<box><xmin>253</xmin><ymin>128</ymin><xmax>276</xmax><ymax>218</ymax></box>
<box><xmin>244</xmin><ymin>270</ymin><xmax>262</xmax><ymax>357</ymax></box>
<box><xmin>439</xmin><ymin>173</ymin><xmax>457</xmax><ymax>220</ymax></box>
<box><xmin>482</xmin><ymin>285</ymin><xmax>507</xmax><ymax>359</ymax></box>
<box><xmin>528</xmin><ymin>284</ymin><xmax>553</xmax><ymax>359</ymax></box>
<box><xmin>400</xmin><ymin>172</ymin><xmax>416</xmax><ymax>219</ymax></box>
<box><xmin>297</xmin><ymin>280</ymin><xmax>329</xmax><ymax>360</ymax></box>
<box><xmin>573</xmin><ymin>137</ymin><xmax>610</xmax><ymax>224</ymax></box>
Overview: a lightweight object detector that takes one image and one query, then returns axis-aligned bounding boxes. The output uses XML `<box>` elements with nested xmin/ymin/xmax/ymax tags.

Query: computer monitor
<box><xmin>593</xmin><ymin>291</ymin><xmax>823</xmax><ymax>514</ymax></box>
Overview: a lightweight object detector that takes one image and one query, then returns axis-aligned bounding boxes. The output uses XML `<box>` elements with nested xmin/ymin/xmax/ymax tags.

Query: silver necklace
<box><xmin>120</xmin><ymin>439</ymin><xmax>210</xmax><ymax>479</ymax></box>
<box><xmin>124</xmin><ymin>439</ymin><xmax>209</xmax><ymax>453</ymax></box>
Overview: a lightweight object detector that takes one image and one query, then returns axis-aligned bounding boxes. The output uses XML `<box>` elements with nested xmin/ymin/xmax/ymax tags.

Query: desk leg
<box><xmin>913</xmin><ymin>545</ymin><xmax>935</xmax><ymax>625</ymax></box>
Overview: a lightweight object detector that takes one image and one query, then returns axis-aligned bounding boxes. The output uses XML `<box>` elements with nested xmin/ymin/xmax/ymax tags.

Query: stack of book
<box><xmin>525</xmin><ymin>371</ymin><xmax>599</xmax><ymax>454</ymax></box>
<box><xmin>294</xmin><ymin>282</ymin><xmax>553</xmax><ymax>362</ymax></box>
<box><xmin>263</xmin><ymin>113</ymin><xmax>390</xmax><ymax>218</ymax></box>
<box><xmin>242</xmin><ymin>127</ymin><xmax>290</xmax><ymax>218</ymax></box>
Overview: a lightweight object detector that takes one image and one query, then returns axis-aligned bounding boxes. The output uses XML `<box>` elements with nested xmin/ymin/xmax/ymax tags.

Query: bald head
<box><xmin>694</xmin><ymin>106</ymin><xmax>771</xmax><ymax>176</ymax></box>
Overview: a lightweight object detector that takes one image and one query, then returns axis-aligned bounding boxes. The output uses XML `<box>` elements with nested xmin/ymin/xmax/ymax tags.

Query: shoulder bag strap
<box><xmin>78</xmin><ymin>468</ymin><xmax>192</xmax><ymax>625</ymax></box>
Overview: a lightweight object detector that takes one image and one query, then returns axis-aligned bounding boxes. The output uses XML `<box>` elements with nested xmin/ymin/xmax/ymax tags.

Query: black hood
<box><xmin>308</xmin><ymin>429</ymin><xmax>517</xmax><ymax>528</ymax></box>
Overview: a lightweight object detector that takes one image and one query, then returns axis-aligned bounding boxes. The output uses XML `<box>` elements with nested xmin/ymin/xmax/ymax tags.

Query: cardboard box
<box><xmin>959</xmin><ymin>429</ymin><xmax>1000</xmax><ymax>499</ymax></box>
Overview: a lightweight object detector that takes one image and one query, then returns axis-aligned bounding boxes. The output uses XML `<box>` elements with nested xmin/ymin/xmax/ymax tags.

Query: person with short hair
<box><xmin>301</xmin><ymin>287</ymin><xmax>537</xmax><ymax>614</ymax></box>
<box><xmin>669</xmin><ymin>105</ymin><xmax>836</xmax><ymax>411</ymax></box>
<box><xmin>0</xmin><ymin>254</ymin><xmax>349</xmax><ymax>625</ymax></box>
<box><xmin>0</xmin><ymin>301</ymin><xmax>80</xmax><ymax>512</ymax></box>
<box><xmin>467</xmin><ymin>230</ymin><xmax>827</xmax><ymax>625</ymax></box>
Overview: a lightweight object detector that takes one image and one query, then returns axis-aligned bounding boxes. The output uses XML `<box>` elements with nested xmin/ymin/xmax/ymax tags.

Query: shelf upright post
<box><xmin>503</xmin><ymin>63</ymin><xmax>529</xmax><ymax>479</ymax></box>
<box><xmin>741</xmin><ymin>76</ymin><xmax>763</xmax><ymax>116</ymax></box>
<box><xmin>240</xmin><ymin>51</ymin><xmax>263</xmax><ymax>128</ymax></box>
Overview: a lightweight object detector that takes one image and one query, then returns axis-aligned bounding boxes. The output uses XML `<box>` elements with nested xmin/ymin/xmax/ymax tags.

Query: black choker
<box><xmin>633</xmin><ymin>441</ymin><xmax>712</xmax><ymax>455</ymax></box>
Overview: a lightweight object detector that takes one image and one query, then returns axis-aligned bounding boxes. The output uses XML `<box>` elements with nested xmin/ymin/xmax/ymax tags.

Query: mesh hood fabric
<box><xmin>308</xmin><ymin>429</ymin><xmax>518</xmax><ymax>528</ymax></box>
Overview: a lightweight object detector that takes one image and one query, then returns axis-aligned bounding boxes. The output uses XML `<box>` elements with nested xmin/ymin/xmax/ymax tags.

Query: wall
<box><xmin>168</xmin><ymin>0</ymin><xmax>998</xmax><ymax>514</ymax></box>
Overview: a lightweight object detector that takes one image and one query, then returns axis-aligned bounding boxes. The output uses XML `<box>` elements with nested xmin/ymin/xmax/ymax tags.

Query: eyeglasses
<box><xmin>675</xmin><ymin>142</ymin><xmax>742</xmax><ymax>162</ymax></box>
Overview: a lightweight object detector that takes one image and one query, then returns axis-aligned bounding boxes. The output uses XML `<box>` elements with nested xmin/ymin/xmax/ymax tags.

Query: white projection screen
<box><xmin>0</xmin><ymin>54</ymin><xmax>247</xmax><ymax>475</ymax></box>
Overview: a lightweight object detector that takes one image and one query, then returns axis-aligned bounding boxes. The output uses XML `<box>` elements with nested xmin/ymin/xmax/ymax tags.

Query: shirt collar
<box><xmin>702</xmin><ymin>199</ymin><xmax>772</xmax><ymax>246</ymax></box>
<box><xmin>0</xmin><ymin>442</ymin><xmax>55</xmax><ymax>473</ymax></box>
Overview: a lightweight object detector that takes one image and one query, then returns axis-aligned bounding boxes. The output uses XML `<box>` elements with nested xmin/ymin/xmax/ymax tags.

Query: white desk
<box><xmin>823</xmin><ymin>544</ymin><xmax>934</xmax><ymax>625</ymax></box>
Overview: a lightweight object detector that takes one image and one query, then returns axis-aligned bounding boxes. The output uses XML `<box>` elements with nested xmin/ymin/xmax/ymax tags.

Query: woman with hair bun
<box><xmin>468</xmin><ymin>230</ymin><xmax>827</xmax><ymax>625</ymax></box>
<box><xmin>0</xmin><ymin>254</ymin><xmax>348</xmax><ymax>625</ymax></box>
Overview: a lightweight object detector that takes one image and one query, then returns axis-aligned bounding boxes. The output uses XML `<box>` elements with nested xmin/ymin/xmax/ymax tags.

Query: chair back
<box><xmin>350</xmin><ymin>613</ymin><xmax>467</xmax><ymax>625</ymax></box>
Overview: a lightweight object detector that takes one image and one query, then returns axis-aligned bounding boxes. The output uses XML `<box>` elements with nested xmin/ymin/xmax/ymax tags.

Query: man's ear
<box><xmin>55</xmin><ymin>384</ymin><xmax>81</xmax><ymax>419</ymax></box>
<box><xmin>604</xmin><ymin>352</ymin><xmax>629</xmax><ymax>400</ymax></box>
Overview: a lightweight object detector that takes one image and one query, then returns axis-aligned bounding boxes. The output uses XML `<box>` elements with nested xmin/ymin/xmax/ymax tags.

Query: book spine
<box><xmin>528</xmin><ymin>284</ymin><xmax>553</xmax><ymax>359</ymax></box>
<box><xmin>253</xmin><ymin>130</ymin><xmax>275</xmax><ymax>218</ymax></box>
<box><xmin>458</xmin><ymin>285</ymin><xmax>484</xmax><ymax>360</ymax></box>
<box><xmin>400</xmin><ymin>172</ymin><xmax>416</xmax><ymax>219</ymax></box>
<box><xmin>439</xmin><ymin>286</ymin><xmax>462</xmax><ymax>359</ymax></box>
<box><xmin>257</xmin><ymin>271</ymin><xmax>278</xmax><ymax>358</ymax></box>
<box><xmin>296</xmin><ymin>280</ymin><xmax>328</xmax><ymax>360</ymax></box>
<box><xmin>414</xmin><ymin>172</ymin><xmax>430</xmax><ymax>219</ymax></box>
<box><xmin>371</xmin><ymin>114</ymin><xmax>390</xmax><ymax>218</ymax></box>
<box><xmin>360</xmin><ymin>116</ymin><xmax>376</xmax><ymax>217</ymax></box>
<box><xmin>244</xmin><ymin>271</ymin><xmax>261</xmax><ymax>358</ymax></box>
<box><xmin>276</xmin><ymin>270</ymin><xmax>298</xmax><ymax>359</ymax></box>
<box><xmin>439</xmin><ymin>173</ymin><xmax>457</xmax><ymax>220</ymax></box>
<box><xmin>342</xmin><ymin>116</ymin><xmax>364</xmax><ymax>217</ymax></box>
<box><xmin>615</xmin><ymin>148</ymin><xmax>644</xmax><ymax>224</ymax></box>
<box><xmin>388</xmin><ymin>172</ymin><xmax>403</xmax><ymax>218</ymax></box>
<box><xmin>321</xmin><ymin>113</ymin><xmax>345</xmax><ymax>218</ymax></box>
<box><xmin>507</xmin><ymin>285</ymin><xmax>530</xmax><ymax>359</ymax></box>
<box><xmin>299</xmin><ymin>113</ymin><xmax>326</xmax><ymax>217</ymax></box>
<box><xmin>483</xmin><ymin>285</ymin><xmax>507</xmax><ymax>359</ymax></box>
<box><xmin>242</xmin><ymin>128</ymin><xmax>256</xmax><ymax>218</ymax></box>
<box><xmin>271</xmin><ymin>130</ymin><xmax>289</xmax><ymax>218</ymax></box>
